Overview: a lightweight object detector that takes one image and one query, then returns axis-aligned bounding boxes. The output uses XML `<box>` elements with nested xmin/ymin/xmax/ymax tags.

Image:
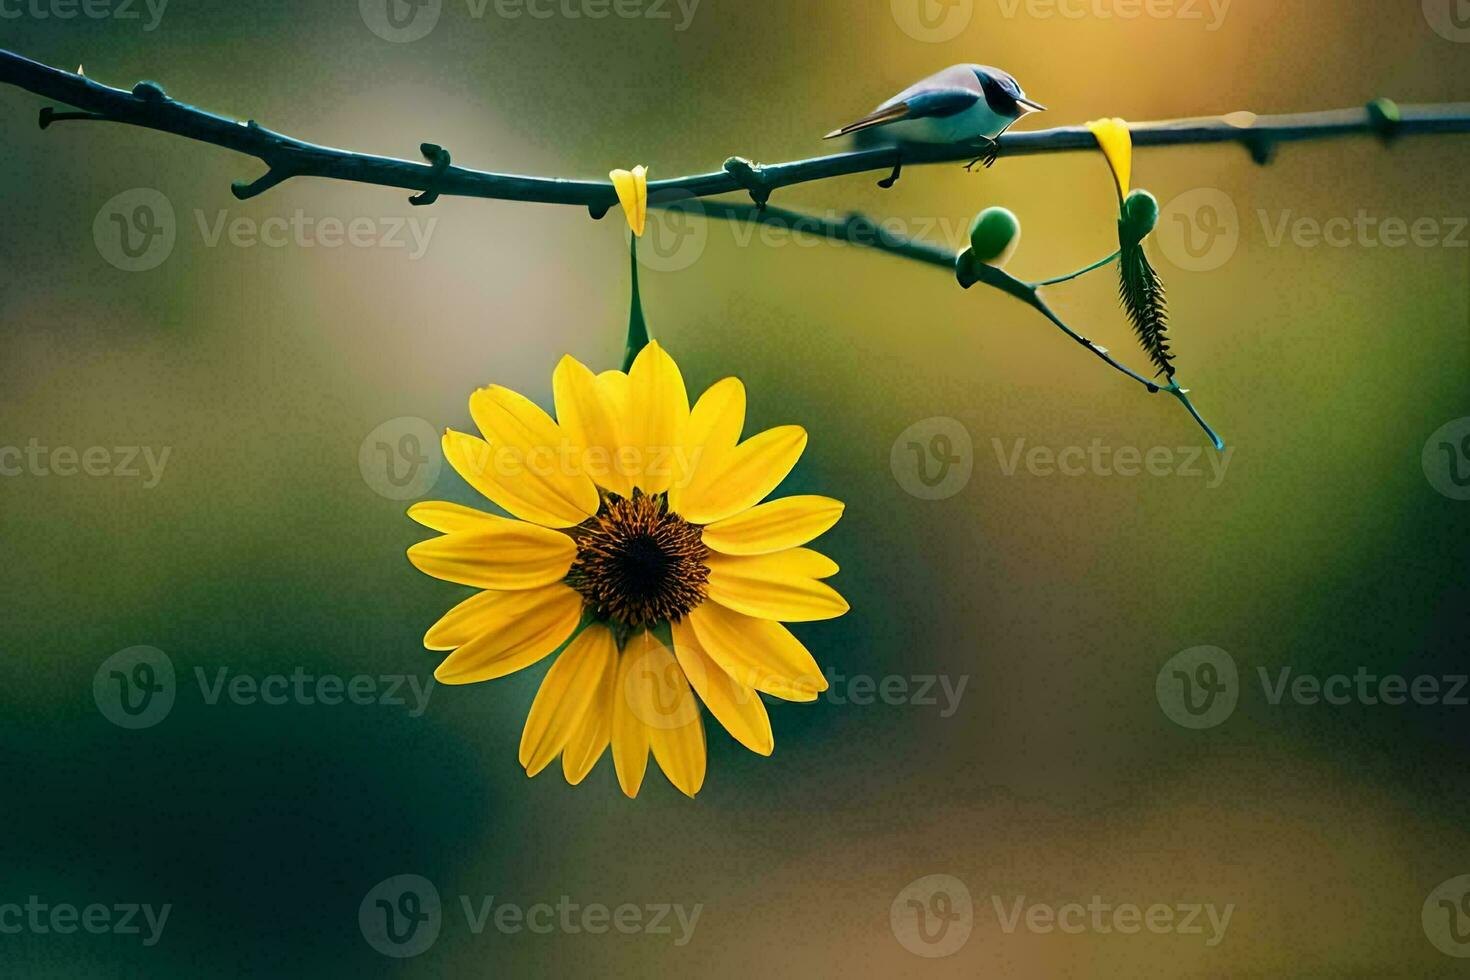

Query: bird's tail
<box><xmin>823</xmin><ymin>103</ymin><xmax>910</xmax><ymax>140</ymax></box>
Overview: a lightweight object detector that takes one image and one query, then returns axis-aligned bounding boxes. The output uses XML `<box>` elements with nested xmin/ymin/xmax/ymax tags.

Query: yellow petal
<box><xmin>468</xmin><ymin>386</ymin><xmax>601</xmax><ymax>523</ymax></box>
<box><xmin>406</xmin><ymin>500</ymin><xmax>510</xmax><ymax>534</ymax></box>
<box><xmin>687</xmin><ymin>601</ymin><xmax>827</xmax><ymax>701</ymax></box>
<box><xmin>424</xmin><ymin>590</ymin><xmax>500</xmax><ymax>652</ymax></box>
<box><xmin>702</xmin><ymin>496</ymin><xmax>845</xmax><ymax>556</ymax></box>
<box><xmin>618</xmin><ymin>631</ymin><xmax>705</xmax><ymax>797</ymax></box>
<box><xmin>443</xmin><ymin>429</ymin><xmax>588</xmax><ymax>530</ymax></box>
<box><xmin>672</xmin><ymin>618</ymin><xmax>773</xmax><ymax>756</ymax></box>
<box><xmin>562</xmin><ymin>650</ymin><xmax>616</xmax><ymax>785</ymax></box>
<box><xmin>675</xmin><ymin>425</ymin><xmax>807</xmax><ymax>526</ymax></box>
<box><xmin>431</xmin><ymin>584</ymin><xmax>583</xmax><ymax>685</ymax></box>
<box><xmin>706</xmin><ymin>549</ymin><xmax>848</xmax><ymax>622</ymax></box>
<box><xmin>610</xmin><ymin>165</ymin><xmax>648</xmax><ymax>237</ymax></box>
<box><xmin>519</xmin><ymin>625</ymin><xmax>617</xmax><ymax>777</ymax></box>
<box><xmin>1085</xmin><ymin>117</ymin><xmax>1132</xmax><ymax>201</ymax></box>
<box><xmin>779</xmin><ymin>547</ymin><xmax>840</xmax><ymax>578</ymax></box>
<box><xmin>553</xmin><ymin>355</ymin><xmax>636</xmax><ymax>497</ymax></box>
<box><xmin>611</xmin><ymin>645</ymin><xmax>651</xmax><ymax>798</ymax></box>
<box><xmin>407</xmin><ymin>524</ymin><xmax>575</xmax><ymax>590</ymax></box>
<box><xmin>651</xmin><ymin>706</ymin><xmax>705</xmax><ymax>798</ymax></box>
<box><xmin>667</xmin><ymin>377</ymin><xmax>745</xmax><ymax>514</ymax></box>
<box><xmin>625</xmin><ymin>341</ymin><xmax>689</xmax><ymax>495</ymax></box>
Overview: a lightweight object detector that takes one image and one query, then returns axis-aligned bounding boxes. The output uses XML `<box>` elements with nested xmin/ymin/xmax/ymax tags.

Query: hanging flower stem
<box><xmin>622</xmin><ymin>237</ymin><xmax>651</xmax><ymax>371</ymax></box>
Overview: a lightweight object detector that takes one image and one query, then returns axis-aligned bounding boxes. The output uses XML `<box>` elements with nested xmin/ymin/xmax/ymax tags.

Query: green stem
<box><xmin>1031</xmin><ymin>249</ymin><xmax>1121</xmax><ymax>288</ymax></box>
<box><xmin>622</xmin><ymin>236</ymin><xmax>650</xmax><ymax>372</ymax></box>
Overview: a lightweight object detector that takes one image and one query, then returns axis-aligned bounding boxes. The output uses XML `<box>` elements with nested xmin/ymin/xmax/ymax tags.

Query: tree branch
<box><xmin>3</xmin><ymin>48</ymin><xmax>1468</xmax><ymax>211</ymax></box>
<box><xmin>4</xmin><ymin>46</ymin><xmax>1463</xmax><ymax>449</ymax></box>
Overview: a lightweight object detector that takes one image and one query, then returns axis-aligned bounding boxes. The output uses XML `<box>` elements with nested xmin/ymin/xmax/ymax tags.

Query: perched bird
<box><xmin>824</xmin><ymin>64</ymin><xmax>1046</xmax><ymax>187</ymax></box>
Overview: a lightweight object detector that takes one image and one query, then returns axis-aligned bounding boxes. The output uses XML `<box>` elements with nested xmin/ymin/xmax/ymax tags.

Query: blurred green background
<box><xmin>1</xmin><ymin>1</ymin><xmax>1468</xmax><ymax>975</ymax></box>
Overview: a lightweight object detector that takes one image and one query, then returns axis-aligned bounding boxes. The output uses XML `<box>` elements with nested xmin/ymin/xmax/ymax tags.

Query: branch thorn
<box><xmin>231</xmin><ymin>164</ymin><xmax>297</xmax><ymax>200</ymax></box>
<box><xmin>723</xmin><ymin>156</ymin><xmax>772</xmax><ymax>210</ymax></box>
<box><xmin>38</xmin><ymin>106</ymin><xmax>105</xmax><ymax>129</ymax></box>
<box><xmin>1242</xmin><ymin>133</ymin><xmax>1276</xmax><ymax>166</ymax></box>
<box><xmin>1366</xmin><ymin>98</ymin><xmax>1403</xmax><ymax>145</ymax></box>
<box><xmin>409</xmin><ymin>143</ymin><xmax>452</xmax><ymax>206</ymax></box>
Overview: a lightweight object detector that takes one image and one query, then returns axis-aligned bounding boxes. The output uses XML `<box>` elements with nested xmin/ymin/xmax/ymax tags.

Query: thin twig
<box><xmin>2</xmin><ymin>48</ymin><xmax>1467</xmax><ymax>210</ymax></box>
<box><xmin>683</xmin><ymin>201</ymin><xmax>1223</xmax><ymax>448</ymax></box>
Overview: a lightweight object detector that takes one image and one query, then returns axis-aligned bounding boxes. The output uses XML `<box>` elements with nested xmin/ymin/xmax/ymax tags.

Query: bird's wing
<box><xmin>823</xmin><ymin>88</ymin><xmax>979</xmax><ymax>139</ymax></box>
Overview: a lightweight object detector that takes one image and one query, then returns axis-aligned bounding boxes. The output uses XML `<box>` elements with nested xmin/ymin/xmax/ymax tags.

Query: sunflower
<box><xmin>407</xmin><ymin>342</ymin><xmax>847</xmax><ymax>798</ymax></box>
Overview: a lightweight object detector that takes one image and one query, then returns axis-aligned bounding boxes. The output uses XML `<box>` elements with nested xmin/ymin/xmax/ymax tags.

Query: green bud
<box><xmin>1121</xmin><ymin>189</ymin><xmax>1160</xmax><ymax>242</ymax></box>
<box><xmin>969</xmin><ymin>207</ymin><xmax>1022</xmax><ymax>266</ymax></box>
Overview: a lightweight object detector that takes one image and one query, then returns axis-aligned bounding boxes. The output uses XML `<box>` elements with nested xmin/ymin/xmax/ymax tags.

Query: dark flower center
<box><xmin>566</xmin><ymin>493</ymin><xmax>710</xmax><ymax>630</ymax></box>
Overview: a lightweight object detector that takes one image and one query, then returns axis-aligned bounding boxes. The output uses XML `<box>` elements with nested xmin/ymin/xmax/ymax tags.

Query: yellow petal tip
<box><xmin>610</xmin><ymin>165</ymin><xmax>648</xmax><ymax>238</ymax></box>
<box><xmin>1085</xmin><ymin>117</ymin><xmax>1133</xmax><ymax>200</ymax></box>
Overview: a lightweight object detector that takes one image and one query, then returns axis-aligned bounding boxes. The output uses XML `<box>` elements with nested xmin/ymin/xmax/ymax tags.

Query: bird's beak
<box><xmin>1016</xmin><ymin>97</ymin><xmax>1047</xmax><ymax>115</ymax></box>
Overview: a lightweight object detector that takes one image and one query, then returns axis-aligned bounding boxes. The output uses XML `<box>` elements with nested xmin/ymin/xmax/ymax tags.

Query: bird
<box><xmin>824</xmin><ymin>64</ymin><xmax>1046</xmax><ymax>187</ymax></box>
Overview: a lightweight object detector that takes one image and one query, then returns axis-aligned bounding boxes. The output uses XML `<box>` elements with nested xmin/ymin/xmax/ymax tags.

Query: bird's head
<box><xmin>972</xmin><ymin>66</ymin><xmax>1046</xmax><ymax>119</ymax></box>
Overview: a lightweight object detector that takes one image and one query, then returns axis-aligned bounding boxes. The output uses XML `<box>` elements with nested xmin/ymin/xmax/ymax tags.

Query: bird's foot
<box><xmin>963</xmin><ymin>138</ymin><xmax>1000</xmax><ymax>171</ymax></box>
<box><xmin>877</xmin><ymin>152</ymin><xmax>903</xmax><ymax>189</ymax></box>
